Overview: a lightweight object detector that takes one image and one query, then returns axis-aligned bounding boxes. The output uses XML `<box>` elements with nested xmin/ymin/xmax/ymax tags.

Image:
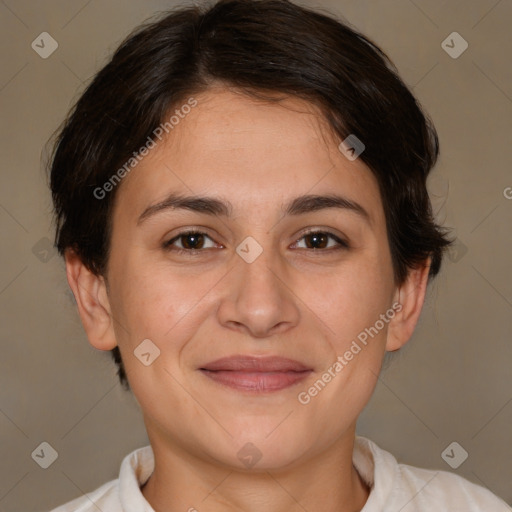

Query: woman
<box><xmin>48</xmin><ymin>0</ymin><xmax>510</xmax><ymax>510</ymax></box>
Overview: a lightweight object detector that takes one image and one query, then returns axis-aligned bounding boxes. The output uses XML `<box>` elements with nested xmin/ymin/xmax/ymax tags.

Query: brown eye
<box><xmin>294</xmin><ymin>231</ymin><xmax>349</xmax><ymax>250</ymax></box>
<box><xmin>304</xmin><ymin>232</ymin><xmax>329</xmax><ymax>249</ymax></box>
<box><xmin>163</xmin><ymin>231</ymin><xmax>217</xmax><ymax>251</ymax></box>
<box><xmin>180</xmin><ymin>233</ymin><xmax>205</xmax><ymax>249</ymax></box>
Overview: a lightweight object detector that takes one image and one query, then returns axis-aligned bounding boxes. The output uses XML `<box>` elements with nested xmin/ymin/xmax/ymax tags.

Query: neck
<box><xmin>141</xmin><ymin>425</ymin><xmax>370</xmax><ymax>512</ymax></box>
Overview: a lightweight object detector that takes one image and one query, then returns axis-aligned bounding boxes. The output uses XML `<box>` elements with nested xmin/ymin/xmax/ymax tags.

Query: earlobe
<box><xmin>64</xmin><ymin>249</ymin><xmax>118</xmax><ymax>351</ymax></box>
<box><xmin>386</xmin><ymin>257</ymin><xmax>431</xmax><ymax>352</ymax></box>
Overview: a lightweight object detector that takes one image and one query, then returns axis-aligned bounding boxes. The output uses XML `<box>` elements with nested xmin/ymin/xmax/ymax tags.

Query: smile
<box><xmin>199</xmin><ymin>355</ymin><xmax>313</xmax><ymax>393</ymax></box>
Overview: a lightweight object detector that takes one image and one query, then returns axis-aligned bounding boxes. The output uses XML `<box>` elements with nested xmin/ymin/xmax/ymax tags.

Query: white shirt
<box><xmin>50</xmin><ymin>436</ymin><xmax>511</xmax><ymax>511</ymax></box>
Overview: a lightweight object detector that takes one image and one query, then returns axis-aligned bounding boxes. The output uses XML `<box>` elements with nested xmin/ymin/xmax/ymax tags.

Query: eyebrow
<box><xmin>137</xmin><ymin>192</ymin><xmax>371</xmax><ymax>226</ymax></box>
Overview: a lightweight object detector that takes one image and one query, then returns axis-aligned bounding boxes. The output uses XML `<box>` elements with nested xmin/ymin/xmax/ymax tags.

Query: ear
<box><xmin>64</xmin><ymin>248</ymin><xmax>118</xmax><ymax>351</ymax></box>
<box><xmin>386</xmin><ymin>257</ymin><xmax>431</xmax><ymax>352</ymax></box>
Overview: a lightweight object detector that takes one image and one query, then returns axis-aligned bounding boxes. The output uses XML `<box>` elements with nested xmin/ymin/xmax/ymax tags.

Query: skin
<box><xmin>65</xmin><ymin>87</ymin><xmax>430</xmax><ymax>512</ymax></box>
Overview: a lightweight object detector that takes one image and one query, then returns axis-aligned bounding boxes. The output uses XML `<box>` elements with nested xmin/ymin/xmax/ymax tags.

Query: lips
<box><xmin>199</xmin><ymin>356</ymin><xmax>313</xmax><ymax>392</ymax></box>
<box><xmin>201</xmin><ymin>355</ymin><xmax>311</xmax><ymax>372</ymax></box>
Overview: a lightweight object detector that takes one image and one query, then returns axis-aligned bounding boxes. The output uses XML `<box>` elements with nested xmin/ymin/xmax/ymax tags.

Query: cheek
<box><xmin>306</xmin><ymin>253</ymin><xmax>394</xmax><ymax>348</ymax></box>
<box><xmin>109</xmin><ymin>256</ymin><xmax>224</xmax><ymax>354</ymax></box>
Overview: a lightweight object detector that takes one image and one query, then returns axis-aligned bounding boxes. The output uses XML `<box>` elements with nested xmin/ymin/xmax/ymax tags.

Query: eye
<box><xmin>292</xmin><ymin>230</ymin><xmax>349</xmax><ymax>250</ymax></box>
<box><xmin>163</xmin><ymin>230</ymin><xmax>220</xmax><ymax>252</ymax></box>
<box><xmin>162</xmin><ymin>229</ymin><xmax>349</xmax><ymax>254</ymax></box>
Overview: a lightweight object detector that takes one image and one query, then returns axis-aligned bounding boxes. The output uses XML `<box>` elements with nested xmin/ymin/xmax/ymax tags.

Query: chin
<box><xmin>217</xmin><ymin>425</ymin><xmax>313</xmax><ymax>471</ymax></box>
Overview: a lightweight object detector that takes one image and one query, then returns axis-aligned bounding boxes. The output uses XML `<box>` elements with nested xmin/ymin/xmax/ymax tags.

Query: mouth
<box><xmin>199</xmin><ymin>355</ymin><xmax>313</xmax><ymax>393</ymax></box>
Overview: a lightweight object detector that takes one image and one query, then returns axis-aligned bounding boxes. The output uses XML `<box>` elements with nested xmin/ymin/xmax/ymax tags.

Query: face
<box><xmin>71</xmin><ymin>87</ymin><xmax>425</xmax><ymax>470</ymax></box>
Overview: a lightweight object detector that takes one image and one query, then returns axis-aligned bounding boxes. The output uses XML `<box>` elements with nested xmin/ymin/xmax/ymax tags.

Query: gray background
<box><xmin>0</xmin><ymin>0</ymin><xmax>511</xmax><ymax>510</ymax></box>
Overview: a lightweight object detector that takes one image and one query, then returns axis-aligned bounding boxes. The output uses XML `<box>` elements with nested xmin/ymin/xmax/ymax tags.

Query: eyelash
<box><xmin>162</xmin><ymin>229</ymin><xmax>350</xmax><ymax>254</ymax></box>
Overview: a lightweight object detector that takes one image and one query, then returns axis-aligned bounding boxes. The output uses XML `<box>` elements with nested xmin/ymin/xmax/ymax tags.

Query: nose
<box><xmin>216</xmin><ymin>244</ymin><xmax>301</xmax><ymax>338</ymax></box>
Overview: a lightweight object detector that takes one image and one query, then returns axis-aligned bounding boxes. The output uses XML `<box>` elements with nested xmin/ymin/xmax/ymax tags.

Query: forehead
<box><xmin>112</xmin><ymin>87</ymin><xmax>384</xmax><ymax>228</ymax></box>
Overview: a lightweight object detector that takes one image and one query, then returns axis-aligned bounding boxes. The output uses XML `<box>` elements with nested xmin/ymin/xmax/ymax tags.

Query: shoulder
<box><xmin>48</xmin><ymin>479</ymin><xmax>119</xmax><ymax>512</ymax></box>
<box><xmin>49</xmin><ymin>445</ymin><xmax>155</xmax><ymax>512</ymax></box>
<box><xmin>355</xmin><ymin>436</ymin><xmax>511</xmax><ymax>511</ymax></box>
<box><xmin>396</xmin><ymin>463</ymin><xmax>511</xmax><ymax>511</ymax></box>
